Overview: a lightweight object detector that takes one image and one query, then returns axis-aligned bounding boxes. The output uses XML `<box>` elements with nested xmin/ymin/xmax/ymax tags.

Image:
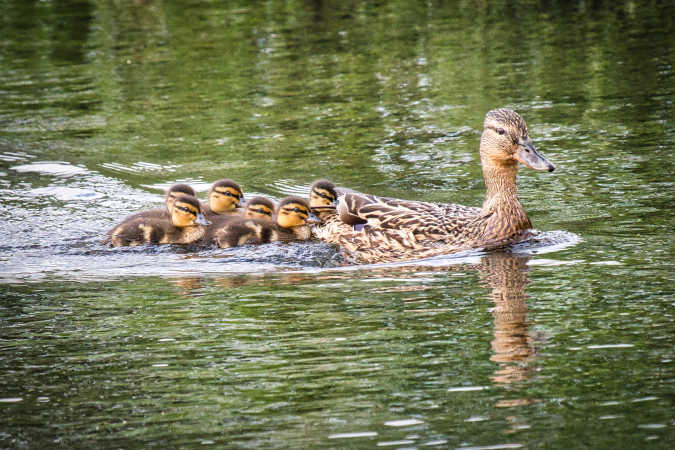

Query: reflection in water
<box><xmin>171</xmin><ymin>249</ymin><xmax>540</xmax><ymax>391</ymax></box>
<box><xmin>477</xmin><ymin>252</ymin><xmax>535</xmax><ymax>387</ymax></box>
<box><xmin>476</xmin><ymin>251</ymin><xmax>542</xmax><ymax>415</ymax></box>
<box><xmin>169</xmin><ymin>277</ymin><xmax>204</xmax><ymax>297</ymax></box>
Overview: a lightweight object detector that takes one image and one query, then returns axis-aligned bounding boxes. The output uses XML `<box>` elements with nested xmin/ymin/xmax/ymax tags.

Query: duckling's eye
<box><xmin>293</xmin><ymin>207</ymin><xmax>308</xmax><ymax>215</ymax></box>
<box><xmin>313</xmin><ymin>190</ymin><xmax>334</xmax><ymax>201</ymax></box>
<box><xmin>174</xmin><ymin>205</ymin><xmax>196</xmax><ymax>215</ymax></box>
<box><xmin>250</xmin><ymin>207</ymin><xmax>271</xmax><ymax>216</ymax></box>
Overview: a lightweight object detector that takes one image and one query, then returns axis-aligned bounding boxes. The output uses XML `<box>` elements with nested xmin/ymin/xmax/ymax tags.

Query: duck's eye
<box><xmin>174</xmin><ymin>205</ymin><xmax>196</xmax><ymax>215</ymax></box>
<box><xmin>497</xmin><ymin>127</ymin><xmax>506</xmax><ymax>135</ymax></box>
<box><xmin>250</xmin><ymin>207</ymin><xmax>271</xmax><ymax>216</ymax></box>
<box><xmin>313</xmin><ymin>190</ymin><xmax>334</xmax><ymax>201</ymax></box>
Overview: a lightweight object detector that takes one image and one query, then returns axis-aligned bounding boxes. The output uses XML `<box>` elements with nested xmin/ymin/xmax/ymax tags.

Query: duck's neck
<box><xmin>480</xmin><ymin>161</ymin><xmax>531</xmax><ymax>231</ymax></box>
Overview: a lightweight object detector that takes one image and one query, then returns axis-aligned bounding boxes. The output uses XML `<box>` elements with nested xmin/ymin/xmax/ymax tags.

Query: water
<box><xmin>1</xmin><ymin>0</ymin><xmax>673</xmax><ymax>448</ymax></box>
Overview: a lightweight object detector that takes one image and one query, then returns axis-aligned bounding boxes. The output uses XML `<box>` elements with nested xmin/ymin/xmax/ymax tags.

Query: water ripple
<box><xmin>11</xmin><ymin>161</ymin><xmax>89</xmax><ymax>177</ymax></box>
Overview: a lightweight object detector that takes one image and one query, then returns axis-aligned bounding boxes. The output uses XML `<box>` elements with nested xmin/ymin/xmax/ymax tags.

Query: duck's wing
<box><xmin>337</xmin><ymin>188</ymin><xmax>480</xmax><ymax>216</ymax></box>
<box><xmin>337</xmin><ymin>192</ymin><xmax>482</xmax><ymax>241</ymax></box>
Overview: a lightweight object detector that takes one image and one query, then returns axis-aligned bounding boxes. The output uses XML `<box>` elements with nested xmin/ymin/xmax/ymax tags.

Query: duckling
<box><xmin>106</xmin><ymin>194</ymin><xmax>209</xmax><ymax>246</ymax></box>
<box><xmin>308</xmin><ymin>179</ymin><xmax>340</xmax><ymax>220</ymax></box>
<box><xmin>203</xmin><ymin>179</ymin><xmax>244</xmax><ymax>219</ymax></box>
<box><xmin>200</xmin><ymin>195</ymin><xmax>276</xmax><ymax>244</ymax></box>
<box><xmin>311</xmin><ymin>108</ymin><xmax>556</xmax><ymax>264</ymax></box>
<box><xmin>120</xmin><ymin>183</ymin><xmax>197</xmax><ymax>222</ymax></box>
<box><xmin>215</xmin><ymin>196</ymin><xmax>316</xmax><ymax>248</ymax></box>
<box><xmin>240</xmin><ymin>196</ymin><xmax>276</xmax><ymax>221</ymax></box>
<box><xmin>309</xmin><ymin>179</ymin><xmax>338</xmax><ymax>207</ymax></box>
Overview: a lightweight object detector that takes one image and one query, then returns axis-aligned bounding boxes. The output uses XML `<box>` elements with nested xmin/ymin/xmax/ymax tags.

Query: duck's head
<box><xmin>309</xmin><ymin>179</ymin><xmax>338</xmax><ymax>208</ymax></box>
<box><xmin>171</xmin><ymin>194</ymin><xmax>209</xmax><ymax>227</ymax></box>
<box><xmin>208</xmin><ymin>179</ymin><xmax>243</xmax><ymax>213</ymax></box>
<box><xmin>244</xmin><ymin>196</ymin><xmax>275</xmax><ymax>221</ymax></box>
<box><xmin>166</xmin><ymin>183</ymin><xmax>197</xmax><ymax>213</ymax></box>
<box><xmin>480</xmin><ymin>109</ymin><xmax>555</xmax><ymax>173</ymax></box>
<box><xmin>275</xmin><ymin>196</ymin><xmax>318</xmax><ymax>228</ymax></box>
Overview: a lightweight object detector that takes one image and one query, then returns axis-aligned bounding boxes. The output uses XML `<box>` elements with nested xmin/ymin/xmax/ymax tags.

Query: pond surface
<box><xmin>1</xmin><ymin>0</ymin><xmax>673</xmax><ymax>448</ymax></box>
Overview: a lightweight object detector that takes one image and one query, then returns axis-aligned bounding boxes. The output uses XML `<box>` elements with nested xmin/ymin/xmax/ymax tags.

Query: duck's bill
<box><xmin>516</xmin><ymin>140</ymin><xmax>555</xmax><ymax>172</ymax></box>
<box><xmin>195</xmin><ymin>213</ymin><xmax>211</xmax><ymax>226</ymax></box>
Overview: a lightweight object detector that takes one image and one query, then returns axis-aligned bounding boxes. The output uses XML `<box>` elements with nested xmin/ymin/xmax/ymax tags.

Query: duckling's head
<box><xmin>171</xmin><ymin>194</ymin><xmax>209</xmax><ymax>227</ymax></box>
<box><xmin>275</xmin><ymin>196</ymin><xmax>316</xmax><ymax>229</ymax></box>
<box><xmin>480</xmin><ymin>109</ymin><xmax>555</xmax><ymax>173</ymax></box>
<box><xmin>208</xmin><ymin>179</ymin><xmax>243</xmax><ymax>213</ymax></box>
<box><xmin>244</xmin><ymin>196</ymin><xmax>275</xmax><ymax>221</ymax></box>
<box><xmin>309</xmin><ymin>179</ymin><xmax>337</xmax><ymax>208</ymax></box>
<box><xmin>166</xmin><ymin>183</ymin><xmax>197</xmax><ymax>213</ymax></box>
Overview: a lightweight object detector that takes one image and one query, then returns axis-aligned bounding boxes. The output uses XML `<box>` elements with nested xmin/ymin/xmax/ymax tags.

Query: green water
<box><xmin>1</xmin><ymin>0</ymin><xmax>673</xmax><ymax>448</ymax></box>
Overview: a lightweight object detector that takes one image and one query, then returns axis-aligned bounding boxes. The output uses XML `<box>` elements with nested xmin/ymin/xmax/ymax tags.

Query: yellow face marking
<box><xmin>172</xmin><ymin>201</ymin><xmax>199</xmax><ymax>227</ymax></box>
<box><xmin>310</xmin><ymin>188</ymin><xmax>336</xmax><ymax>207</ymax></box>
<box><xmin>276</xmin><ymin>203</ymin><xmax>310</xmax><ymax>228</ymax></box>
<box><xmin>245</xmin><ymin>204</ymin><xmax>274</xmax><ymax>221</ymax></box>
<box><xmin>209</xmin><ymin>187</ymin><xmax>242</xmax><ymax>213</ymax></box>
<box><xmin>215</xmin><ymin>187</ymin><xmax>242</xmax><ymax>197</ymax></box>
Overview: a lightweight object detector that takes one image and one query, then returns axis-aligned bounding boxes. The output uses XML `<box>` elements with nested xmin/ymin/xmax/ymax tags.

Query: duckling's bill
<box><xmin>195</xmin><ymin>213</ymin><xmax>210</xmax><ymax>226</ymax></box>
<box><xmin>306</xmin><ymin>211</ymin><xmax>322</xmax><ymax>225</ymax></box>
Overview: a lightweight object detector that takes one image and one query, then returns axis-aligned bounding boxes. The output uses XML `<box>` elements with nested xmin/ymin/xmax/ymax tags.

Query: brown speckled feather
<box><xmin>313</xmin><ymin>192</ymin><xmax>494</xmax><ymax>263</ymax></box>
<box><xmin>313</xmin><ymin>195</ymin><xmax>533</xmax><ymax>264</ymax></box>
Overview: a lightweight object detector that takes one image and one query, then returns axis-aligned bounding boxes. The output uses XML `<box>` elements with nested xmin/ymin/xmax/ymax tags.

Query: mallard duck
<box><xmin>215</xmin><ymin>196</ymin><xmax>316</xmax><ymax>248</ymax></box>
<box><xmin>202</xmin><ymin>179</ymin><xmax>244</xmax><ymax>219</ymax></box>
<box><xmin>120</xmin><ymin>183</ymin><xmax>197</xmax><ymax>222</ymax></box>
<box><xmin>310</xmin><ymin>108</ymin><xmax>555</xmax><ymax>264</ymax></box>
<box><xmin>106</xmin><ymin>194</ymin><xmax>209</xmax><ymax>246</ymax></box>
<box><xmin>200</xmin><ymin>195</ymin><xmax>276</xmax><ymax>244</ymax></box>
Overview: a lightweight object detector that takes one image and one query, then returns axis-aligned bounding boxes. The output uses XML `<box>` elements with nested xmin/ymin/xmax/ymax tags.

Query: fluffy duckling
<box><xmin>121</xmin><ymin>183</ymin><xmax>197</xmax><ymax>222</ymax></box>
<box><xmin>308</xmin><ymin>179</ymin><xmax>339</xmax><ymax>220</ymax></box>
<box><xmin>203</xmin><ymin>179</ymin><xmax>244</xmax><ymax>219</ymax></box>
<box><xmin>215</xmin><ymin>196</ymin><xmax>316</xmax><ymax>248</ymax></box>
<box><xmin>200</xmin><ymin>196</ymin><xmax>276</xmax><ymax>244</ymax></box>
<box><xmin>106</xmin><ymin>194</ymin><xmax>209</xmax><ymax>246</ymax></box>
<box><xmin>240</xmin><ymin>196</ymin><xmax>276</xmax><ymax>221</ymax></box>
<box><xmin>309</xmin><ymin>179</ymin><xmax>338</xmax><ymax>208</ymax></box>
<box><xmin>311</xmin><ymin>108</ymin><xmax>556</xmax><ymax>264</ymax></box>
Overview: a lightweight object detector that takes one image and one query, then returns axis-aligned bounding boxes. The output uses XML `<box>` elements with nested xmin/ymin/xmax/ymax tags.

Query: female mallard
<box><xmin>203</xmin><ymin>179</ymin><xmax>244</xmax><ymax>219</ymax></box>
<box><xmin>106</xmin><ymin>194</ymin><xmax>209</xmax><ymax>246</ymax></box>
<box><xmin>215</xmin><ymin>196</ymin><xmax>316</xmax><ymax>248</ymax></box>
<box><xmin>310</xmin><ymin>108</ymin><xmax>555</xmax><ymax>264</ymax></box>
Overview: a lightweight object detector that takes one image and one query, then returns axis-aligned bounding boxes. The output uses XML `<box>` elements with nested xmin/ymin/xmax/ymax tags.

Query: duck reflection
<box><xmin>169</xmin><ymin>277</ymin><xmax>204</xmax><ymax>297</ymax></box>
<box><xmin>476</xmin><ymin>251</ymin><xmax>536</xmax><ymax>387</ymax></box>
<box><xmin>356</xmin><ymin>250</ymin><xmax>539</xmax><ymax>390</ymax></box>
<box><xmin>170</xmin><ymin>249</ymin><xmax>539</xmax><ymax>389</ymax></box>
